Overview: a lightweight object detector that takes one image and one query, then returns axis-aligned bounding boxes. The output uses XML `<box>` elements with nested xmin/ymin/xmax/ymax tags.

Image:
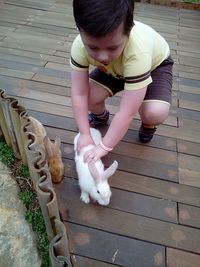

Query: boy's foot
<box><xmin>139</xmin><ymin>123</ymin><xmax>157</xmax><ymax>143</ymax></box>
<box><xmin>88</xmin><ymin>110</ymin><xmax>110</xmax><ymax>127</ymax></box>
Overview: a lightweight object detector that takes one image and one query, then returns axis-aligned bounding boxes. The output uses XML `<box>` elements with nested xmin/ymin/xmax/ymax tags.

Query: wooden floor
<box><xmin>0</xmin><ymin>0</ymin><xmax>200</xmax><ymax>266</ymax></box>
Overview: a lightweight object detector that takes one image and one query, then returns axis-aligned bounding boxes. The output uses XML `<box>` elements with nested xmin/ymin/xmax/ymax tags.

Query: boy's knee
<box><xmin>140</xmin><ymin>102</ymin><xmax>170</xmax><ymax>125</ymax></box>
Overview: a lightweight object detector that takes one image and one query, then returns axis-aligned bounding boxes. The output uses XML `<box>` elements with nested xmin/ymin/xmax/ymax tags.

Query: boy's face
<box><xmin>80</xmin><ymin>23</ymin><xmax>128</xmax><ymax>65</ymax></box>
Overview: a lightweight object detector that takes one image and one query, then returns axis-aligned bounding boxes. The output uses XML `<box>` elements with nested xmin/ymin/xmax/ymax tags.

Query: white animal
<box><xmin>74</xmin><ymin>128</ymin><xmax>118</xmax><ymax>206</ymax></box>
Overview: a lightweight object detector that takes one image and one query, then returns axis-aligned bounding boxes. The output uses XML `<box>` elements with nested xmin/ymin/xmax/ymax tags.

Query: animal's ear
<box><xmin>43</xmin><ymin>136</ymin><xmax>54</xmax><ymax>157</ymax></box>
<box><xmin>54</xmin><ymin>135</ymin><xmax>61</xmax><ymax>151</ymax></box>
<box><xmin>103</xmin><ymin>160</ymin><xmax>118</xmax><ymax>180</ymax></box>
<box><xmin>88</xmin><ymin>161</ymin><xmax>101</xmax><ymax>183</ymax></box>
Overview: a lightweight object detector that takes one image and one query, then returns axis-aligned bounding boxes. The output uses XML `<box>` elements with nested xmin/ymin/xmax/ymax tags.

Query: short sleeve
<box><xmin>124</xmin><ymin>53</ymin><xmax>152</xmax><ymax>90</ymax></box>
<box><xmin>70</xmin><ymin>35</ymin><xmax>89</xmax><ymax>71</ymax></box>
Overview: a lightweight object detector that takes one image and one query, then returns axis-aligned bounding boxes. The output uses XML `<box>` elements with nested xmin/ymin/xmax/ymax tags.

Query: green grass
<box><xmin>0</xmin><ymin>138</ymin><xmax>50</xmax><ymax>267</ymax></box>
<box><xmin>0</xmin><ymin>140</ymin><xmax>15</xmax><ymax>166</ymax></box>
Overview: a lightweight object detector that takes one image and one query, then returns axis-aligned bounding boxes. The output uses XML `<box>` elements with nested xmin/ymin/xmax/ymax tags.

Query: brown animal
<box><xmin>29</xmin><ymin>116</ymin><xmax>64</xmax><ymax>183</ymax></box>
<box><xmin>43</xmin><ymin>136</ymin><xmax>64</xmax><ymax>183</ymax></box>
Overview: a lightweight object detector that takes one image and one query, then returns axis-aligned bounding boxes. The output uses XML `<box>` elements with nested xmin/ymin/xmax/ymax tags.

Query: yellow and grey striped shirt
<box><xmin>70</xmin><ymin>21</ymin><xmax>170</xmax><ymax>90</ymax></box>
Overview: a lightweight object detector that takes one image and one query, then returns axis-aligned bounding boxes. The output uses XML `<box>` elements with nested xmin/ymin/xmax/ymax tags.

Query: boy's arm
<box><xmin>71</xmin><ymin>69</ymin><xmax>93</xmax><ymax>148</ymax></box>
<box><xmin>103</xmin><ymin>87</ymin><xmax>146</xmax><ymax>147</ymax></box>
<box><xmin>84</xmin><ymin>87</ymin><xmax>147</xmax><ymax>162</ymax></box>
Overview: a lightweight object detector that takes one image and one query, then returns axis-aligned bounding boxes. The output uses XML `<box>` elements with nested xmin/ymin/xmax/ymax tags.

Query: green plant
<box><xmin>18</xmin><ymin>191</ymin><xmax>34</xmax><ymax>206</ymax></box>
<box><xmin>17</xmin><ymin>163</ymin><xmax>30</xmax><ymax>177</ymax></box>
<box><xmin>0</xmin><ymin>138</ymin><xmax>50</xmax><ymax>267</ymax></box>
<box><xmin>0</xmin><ymin>139</ymin><xmax>15</xmax><ymax>166</ymax></box>
<box><xmin>25</xmin><ymin>208</ymin><xmax>50</xmax><ymax>267</ymax></box>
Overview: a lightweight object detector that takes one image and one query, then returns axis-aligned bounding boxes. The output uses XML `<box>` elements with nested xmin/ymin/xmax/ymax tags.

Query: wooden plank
<box><xmin>16</xmin><ymin>97</ymin><xmax>74</xmax><ymax>117</ymax></box>
<box><xmin>11</xmin><ymin>86</ymin><xmax>177</xmax><ymax>129</ymax></box>
<box><xmin>54</xmin><ymin>154</ymin><xmax>200</xmax><ymax>208</ymax></box>
<box><xmin>110</xmin><ymin>187</ymin><xmax>178</xmax><ymax>223</ymax></box>
<box><xmin>177</xmin><ymin>140</ymin><xmax>200</xmax><ymax>157</ymax></box>
<box><xmin>0</xmin><ymin>16</ymin><xmax>27</xmax><ymax>26</ymax></box>
<box><xmin>177</xmin><ymin>108</ymin><xmax>200</xmax><ymax>122</ymax></box>
<box><xmin>0</xmin><ymin>25</ymin><xmax>16</xmax><ymax>35</ymax></box>
<box><xmin>0</xmin><ymin>46</ymin><xmax>51</xmax><ymax>61</ymax></box>
<box><xmin>179</xmin><ymin>27</ymin><xmax>200</xmax><ymax>39</ymax></box>
<box><xmin>58</xmin><ymin>152</ymin><xmax>200</xmax><ymax>208</ymax></box>
<box><xmin>157</xmin><ymin>118</ymin><xmax>200</xmax><ymax>143</ymax></box>
<box><xmin>30</xmin><ymin>109</ymin><xmax>178</xmax><ymax>152</ymax></box>
<box><xmin>179</xmin><ymin>56</ymin><xmax>200</xmax><ymax>68</ymax></box>
<box><xmin>109</xmin><ymin>169</ymin><xmax>200</xmax><ymax>208</ymax></box>
<box><xmin>15</xmin><ymin>27</ymin><xmax>68</xmax><ymax>41</ymax></box>
<box><xmin>46</xmin><ymin>55</ymin><xmax>69</xmax><ymax>65</ymax></box>
<box><xmin>23</xmin><ymin>23</ymin><xmax>69</xmax><ymax>37</ymax></box>
<box><xmin>179</xmin><ymin>84</ymin><xmax>200</xmax><ymax>95</ymax></box>
<box><xmin>179</xmin><ymin>39</ymin><xmax>200</xmax><ymax>50</ymax></box>
<box><xmin>107</xmin><ymin>96</ymin><xmax>178</xmax><ymax>127</ymax></box>
<box><xmin>113</xmin><ymin>141</ymin><xmax>178</xmax><ymax>166</ymax></box>
<box><xmin>30</xmin><ymin>13</ymin><xmax>74</xmax><ymax>28</ymax></box>
<box><xmin>179</xmin><ymin>99</ymin><xmax>200</xmax><ymax>112</ymax></box>
<box><xmin>0</xmin><ymin>59</ymin><xmax>42</xmax><ymax>73</ymax></box>
<box><xmin>57</xmin><ymin>170</ymin><xmax>179</xmax><ymax>222</ymax></box>
<box><xmin>167</xmin><ymin>248</ymin><xmax>200</xmax><ymax>267</ymax></box>
<box><xmin>4</xmin><ymin>0</ymin><xmax>53</xmax><ymax>10</ymax></box>
<box><xmin>178</xmin><ymin>65</ymin><xmax>200</xmax><ymax>75</ymax></box>
<box><xmin>2</xmin><ymin>32</ymin><xmax>65</xmax><ymax>50</ymax></box>
<box><xmin>0</xmin><ymin>75</ymin><xmax>69</xmax><ymax>96</ymax></box>
<box><xmin>68</xmin><ymin>223</ymin><xmax>166</xmax><ymax>267</ymax></box>
<box><xmin>179</xmin><ymin>154</ymin><xmax>200</xmax><ymax>188</ymax></box>
<box><xmin>179</xmin><ymin>204</ymin><xmax>200</xmax><ymax>228</ymax></box>
<box><xmin>119</xmin><ymin>124</ymin><xmax>177</xmax><ymax>151</ymax></box>
<box><xmin>0</xmin><ymin>0</ymin><xmax>200</xmax><ymax>265</ymax></box>
<box><xmin>0</xmin><ymin>67</ymin><xmax>34</xmax><ymax>79</ymax></box>
<box><xmin>43</xmin><ymin>124</ymin><xmax>178</xmax><ymax>182</ymax></box>
<box><xmin>179</xmin><ymin>71</ymin><xmax>200</xmax><ymax>81</ymax></box>
<box><xmin>179</xmin><ymin>77</ymin><xmax>200</xmax><ymax>90</ymax></box>
<box><xmin>45</xmin><ymin>62</ymin><xmax>71</xmax><ymax>72</ymax></box>
<box><xmin>73</xmin><ymin>255</ymin><xmax>117</xmax><ymax>267</ymax></box>
<box><xmin>45</xmin><ymin>126</ymin><xmax>179</xmax><ymax>182</ymax></box>
<box><xmin>7</xmin><ymin>87</ymin><xmax>71</xmax><ymax>106</ymax></box>
<box><xmin>0</xmin><ymin>40</ymin><xmax>56</xmax><ymax>54</ymax></box>
<box><xmin>55</xmin><ymin>178</ymin><xmax>200</xmax><ymax>254</ymax></box>
<box><xmin>179</xmin><ymin>92</ymin><xmax>200</xmax><ymax>102</ymax></box>
<box><xmin>32</xmin><ymin>68</ymin><xmax>70</xmax><ymax>86</ymax></box>
<box><xmin>0</xmin><ymin>53</ymin><xmax>46</xmax><ymax>66</ymax></box>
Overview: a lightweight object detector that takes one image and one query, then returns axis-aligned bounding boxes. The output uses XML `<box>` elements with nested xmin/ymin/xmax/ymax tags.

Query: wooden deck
<box><xmin>0</xmin><ymin>0</ymin><xmax>200</xmax><ymax>266</ymax></box>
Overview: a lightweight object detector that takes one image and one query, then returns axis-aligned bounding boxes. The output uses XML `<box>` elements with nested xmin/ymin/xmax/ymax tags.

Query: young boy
<box><xmin>70</xmin><ymin>0</ymin><xmax>174</xmax><ymax>163</ymax></box>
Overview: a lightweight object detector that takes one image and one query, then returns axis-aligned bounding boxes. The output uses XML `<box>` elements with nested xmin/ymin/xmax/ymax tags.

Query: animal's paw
<box><xmin>80</xmin><ymin>192</ymin><xmax>90</xmax><ymax>204</ymax></box>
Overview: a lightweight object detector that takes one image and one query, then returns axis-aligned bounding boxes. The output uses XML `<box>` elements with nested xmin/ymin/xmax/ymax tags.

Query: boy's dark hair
<box><xmin>73</xmin><ymin>0</ymin><xmax>134</xmax><ymax>37</ymax></box>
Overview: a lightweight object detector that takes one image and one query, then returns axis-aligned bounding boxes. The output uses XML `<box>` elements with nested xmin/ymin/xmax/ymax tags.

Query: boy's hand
<box><xmin>77</xmin><ymin>133</ymin><xmax>94</xmax><ymax>154</ymax></box>
<box><xmin>84</xmin><ymin>145</ymin><xmax>108</xmax><ymax>163</ymax></box>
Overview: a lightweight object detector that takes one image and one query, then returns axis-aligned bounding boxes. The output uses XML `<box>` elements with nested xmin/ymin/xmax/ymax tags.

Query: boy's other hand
<box><xmin>84</xmin><ymin>145</ymin><xmax>108</xmax><ymax>163</ymax></box>
<box><xmin>77</xmin><ymin>133</ymin><xmax>94</xmax><ymax>154</ymax></box>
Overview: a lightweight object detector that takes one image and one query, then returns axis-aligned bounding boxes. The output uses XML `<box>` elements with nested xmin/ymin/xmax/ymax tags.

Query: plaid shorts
<box><xmin>89</xmin><ymin>56</ymin><xmax>174</xmax><ymax>104</ymax></box>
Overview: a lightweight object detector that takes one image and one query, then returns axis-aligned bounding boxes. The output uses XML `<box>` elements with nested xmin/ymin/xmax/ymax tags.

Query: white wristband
<box><xmin>99</xmin><ymin>140</ymin><xmax>113</xmax><ymax>152</ymax></box>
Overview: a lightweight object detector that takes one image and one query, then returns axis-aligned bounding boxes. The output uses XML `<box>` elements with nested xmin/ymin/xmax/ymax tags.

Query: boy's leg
<box><xmin>138</xmin><ymin>101</ymin><xmax>170</xmax><ymax>142</ymax></box>
<box><xmin>88</xmin><ymin>68</ymin><xmax>124</xmax><ymax>127</ymax></box>
<box><xmin>138</xmin><ymin>56</ymin><xmax>174</xmax><ymax>142</ymax></box>
<box><xmin>88</xmin><ymin>79</ymin><xmax>110</xmax><ymax>127</ymax></box>
<box><xmin>139</xmin><ymin>100</ymin><xmax>170</xmax><ymax>126</ymax></box>
<box><xmin>88</xmin><ymin>79</ymin><xmax>110</xmax><ymax>115</ymax></box>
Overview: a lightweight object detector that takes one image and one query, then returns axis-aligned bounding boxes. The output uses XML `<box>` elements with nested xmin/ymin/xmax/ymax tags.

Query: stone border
<box><xmin>0</xmin><ymin>89</ymin><xmax>72</xmax><ymax>267</ymax></box>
